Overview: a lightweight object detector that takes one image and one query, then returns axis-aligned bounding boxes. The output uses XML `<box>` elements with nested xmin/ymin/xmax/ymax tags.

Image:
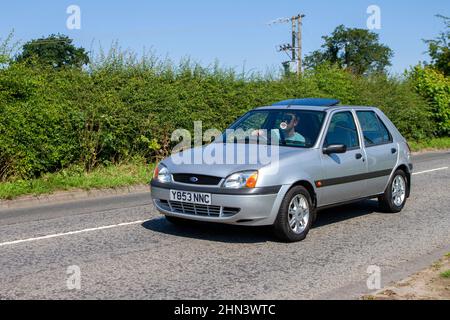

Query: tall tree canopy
<box><xmin>424</xmin><ymin>15</ymin><xmax>450</xmax><ymax>76</ymax></box>
<box><xmin>16</xmin><ymin>34</ymin><xmax>89</xmax><ymax>69</ymax></box>
<box><xmin>304</xmin><ymin>25</ymin><xmax>393</xmax><ymax>75</ymax></box>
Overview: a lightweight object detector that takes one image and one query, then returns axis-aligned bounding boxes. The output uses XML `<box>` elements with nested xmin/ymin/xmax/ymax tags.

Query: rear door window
<box><xmin>356</xmin><ymin>111</ymin><xmax>393</xmax><ymax>147</ymax></box>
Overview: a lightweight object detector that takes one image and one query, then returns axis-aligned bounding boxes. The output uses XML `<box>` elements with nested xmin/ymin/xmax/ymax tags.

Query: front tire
<box><xmin>273</xmin><ymin>186</ymin><xmax>315</xmax><ymax>242</ymax></box>
<box><xmin>378</xmin><ymin>169</ymin><xmax>408</xmax><ymax>213</ymax></box>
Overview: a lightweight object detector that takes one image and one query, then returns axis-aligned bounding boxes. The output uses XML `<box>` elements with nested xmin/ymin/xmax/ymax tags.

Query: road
<box><xmin>0</xmin><ymin>152</ymin><xmax>449</xmax><ymax>299</ymax></box>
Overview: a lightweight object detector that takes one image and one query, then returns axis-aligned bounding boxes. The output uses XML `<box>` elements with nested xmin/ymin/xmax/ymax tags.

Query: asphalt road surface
<box><xmin>0</xmin><ymin>152</ymin><xmax>449</xmax><ymax>299</ymax></box>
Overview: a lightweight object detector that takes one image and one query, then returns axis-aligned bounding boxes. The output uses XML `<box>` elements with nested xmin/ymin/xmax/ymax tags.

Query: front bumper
<box><xmin>150</xmin><ymin>181</ymin><xmax>286</xmax><ymax>226</ymax></box>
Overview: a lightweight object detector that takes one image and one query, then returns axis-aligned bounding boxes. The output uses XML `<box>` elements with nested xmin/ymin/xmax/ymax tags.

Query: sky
<box><xmin>1</xmin><ymin>0</ymin><xmax>449</xmax><ymax>75</ymax></box>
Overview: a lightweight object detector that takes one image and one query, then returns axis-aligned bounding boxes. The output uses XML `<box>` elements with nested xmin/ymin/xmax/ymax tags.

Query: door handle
<box><xmin>391</xmin><ymin>148</ymin><xmax>397</xmax><ymax>154</ymax></box>
<box><xmin>355</xmin><ymin>153</ymin><xmax>363</xmax><ymax>160</ymax></box>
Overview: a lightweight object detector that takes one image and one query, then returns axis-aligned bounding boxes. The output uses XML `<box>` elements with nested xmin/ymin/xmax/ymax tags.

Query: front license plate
<box><xmin>169</xmin><ymin>190</ymin><xmax>212</xmax><ymax>205</ymax></box>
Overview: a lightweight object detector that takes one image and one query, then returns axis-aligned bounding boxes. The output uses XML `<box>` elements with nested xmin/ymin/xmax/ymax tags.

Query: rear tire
<box><xmin>273</xmin><ymin>186</ymin><xmax>315</xmax><ymax>242</ymax></box>
<box><xmin>378</xmin><ymin>169</ymin><xmax>408</xmax><ymax>213</ymax></box>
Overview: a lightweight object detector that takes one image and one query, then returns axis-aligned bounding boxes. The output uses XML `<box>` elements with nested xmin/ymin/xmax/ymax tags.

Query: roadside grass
<box><xmin>409</xmin><ymin>137</ymin><xmax>450</xmax><ymax>152</ymax></box>
<box><xmin>0</xmin><ymin>161</ymin><xmax>154</xmax><ymax>200</ymax></box>
<box><xmin>440</xmin><ymin>253</ymin><xmax>450</xmax><ymax>278</ymax></box>
<box><xmin>0</xmin><ymin>138</ymin><xmax>449</xmax><ymax>201</ymax></box>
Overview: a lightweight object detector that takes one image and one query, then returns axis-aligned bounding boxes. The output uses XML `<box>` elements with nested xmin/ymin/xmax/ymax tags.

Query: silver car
<box><xmin>151</xmin><ymin>98</ymin><xmax>412</xmax><ymax>242</ymax></box>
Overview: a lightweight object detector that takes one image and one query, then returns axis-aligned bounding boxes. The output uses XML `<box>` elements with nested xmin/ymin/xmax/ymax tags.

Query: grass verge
<box><xmin>0</xmin><ymin>138</ymin><xmax>449</xmax><ymax>201</ymax></box>
<box><xmin>409</xmin><ymin>137</ymin><xmax>450</xmax><ymax>152</ymax></box>
<box><xmin>0</xmin><ymin>161</ymin><xmax>154</xmax><ymax>200</ymax></box>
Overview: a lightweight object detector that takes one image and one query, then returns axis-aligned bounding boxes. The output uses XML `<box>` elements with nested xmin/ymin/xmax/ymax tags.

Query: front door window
<box><xmin>324</xmin><ymin>111</ymin><xmax>360</xmax><ymax>150</ymax></box>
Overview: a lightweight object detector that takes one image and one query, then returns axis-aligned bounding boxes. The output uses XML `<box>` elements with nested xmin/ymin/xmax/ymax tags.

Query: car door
<box><xmin>355</xmin><ymin>110</ymin><xmax>398</xmax><ymax>196</ymax></box>
<box><xmin>317</xmin><ymin>110</ymin><xmax>368</xmax><ymax>206</ymax></box>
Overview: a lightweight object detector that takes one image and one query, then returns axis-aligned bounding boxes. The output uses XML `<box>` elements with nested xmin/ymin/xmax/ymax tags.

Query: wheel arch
<box><xmin>288</xmin><ymin>180</ymin><xmax>317</xmax><ymax>208</ymax></box>
<box><xmin>394</xmin><ymin>164</ymin><xmax>411</xmax><ymax>198</ymax></box>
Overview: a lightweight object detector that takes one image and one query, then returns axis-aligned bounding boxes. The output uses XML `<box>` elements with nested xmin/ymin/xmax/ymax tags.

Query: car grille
<box><xmin>157</xmin><ymin>200</ymin><xmax>240</xmax><ymax>218</ymax></box>
<box><xmin>172</xmin><ymin>174</ymin><xmax>222</xmax><ymax>186</ymax></box>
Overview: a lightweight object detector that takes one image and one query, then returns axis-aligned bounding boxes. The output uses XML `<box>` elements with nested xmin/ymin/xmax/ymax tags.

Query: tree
<box><xmin>424</xmin><ymin>15</ymin><xmax>450</xmax><ymax>77</ymax></box>
<box><xmin>16</xmin><ymin>34</ymin><xmax>89</xmax><ymax>69</ymax></box>
<box><xmin>304</xmin><ymin>25</ymin><xmax>393</xmax><ymax>75</ymax></box>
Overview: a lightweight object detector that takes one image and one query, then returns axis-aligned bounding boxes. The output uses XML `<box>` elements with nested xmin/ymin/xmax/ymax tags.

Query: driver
<box><xmin>251</xmin><ymin>112</ymin><xmax>305</xmax><ymax>145</ymax></box>
<box><xmin>279</xmin><ymin>113</ymin><xmax>305</xmax><ymax>144</ymax></box>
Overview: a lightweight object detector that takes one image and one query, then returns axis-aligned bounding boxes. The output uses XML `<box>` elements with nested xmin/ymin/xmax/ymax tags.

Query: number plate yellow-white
<box><xmin>169</xmin><ymin>190</ymin><xmax>212</xmax><ymax>205</ymax></box>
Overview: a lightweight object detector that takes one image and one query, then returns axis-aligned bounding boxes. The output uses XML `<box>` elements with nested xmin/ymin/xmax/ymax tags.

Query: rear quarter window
<box><xmin>356</xmin><ymin>111</ymin><xmax>393</xmax><ymax>146</ymax></box>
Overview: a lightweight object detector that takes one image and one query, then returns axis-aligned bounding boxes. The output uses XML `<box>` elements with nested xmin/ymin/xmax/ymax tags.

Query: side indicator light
<box><xmin>245</xmin><ymin>173</ymin><xmax>258</xmax><ymax>188</ymax></box>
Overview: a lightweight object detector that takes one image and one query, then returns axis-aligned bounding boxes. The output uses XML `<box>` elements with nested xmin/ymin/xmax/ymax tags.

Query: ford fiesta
<box><xmin>151</xmin><ymin>98</ymin><xmax>413</xmax><ymax>242</ymax></box>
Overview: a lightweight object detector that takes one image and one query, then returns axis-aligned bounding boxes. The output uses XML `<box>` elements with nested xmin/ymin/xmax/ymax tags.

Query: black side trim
<box><xmin>317</xmin><ymin>194</ymin><xmax>381</xmax><ymax>210</ymax></box>
<box><xmin>316</xmin><ymin>169</ymin><xmax>392</xmax><ymax>188</ymax></box>
<box><xmin>150</xmin><ymin>180</ymin><xmax>281</xmax><ymax>195</ymax></box>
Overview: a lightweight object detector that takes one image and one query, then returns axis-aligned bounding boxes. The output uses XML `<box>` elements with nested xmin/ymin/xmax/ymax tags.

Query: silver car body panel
<box><xmin>151</xmin><ymin>105</ymin><xmax>413</xmax><ymax>226</ymax></box>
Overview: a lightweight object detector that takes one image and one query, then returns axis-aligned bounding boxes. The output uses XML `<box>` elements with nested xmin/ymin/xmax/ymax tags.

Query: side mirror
<box><xmin>323</xmin><ymin>144</ymin><xmax>347</xmax><ymax>155</ymax></box>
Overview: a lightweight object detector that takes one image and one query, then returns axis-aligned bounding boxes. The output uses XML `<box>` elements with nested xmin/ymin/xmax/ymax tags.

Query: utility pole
<box><xmin>272</xmin><ymin>13</ymin><xmax>305</xmax><ymax>76</ymax></box>
<box><xmin>291</xmin><ymin>18</ymin><xmax>296</xmax><ymax>65</ymax></box>
<box><xmin>296</xmin><ymin>14</ymin><xmax>304</xmax><ymax>75</ymax></box>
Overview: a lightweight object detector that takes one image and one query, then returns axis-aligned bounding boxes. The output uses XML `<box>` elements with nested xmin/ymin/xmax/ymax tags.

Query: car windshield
<box><xmin>222</xmin><ymin>109</ymin><xmax>326</xmax><ymax>148</ymax></box>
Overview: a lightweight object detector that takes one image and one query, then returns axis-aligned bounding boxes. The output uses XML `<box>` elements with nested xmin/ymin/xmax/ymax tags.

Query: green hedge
<box><xmin>411</xmin><ymin>66</ymin><xmax>450</xmax><ymax>136</ymax></box>
<box><xmin>0</xmin><ymin>61</ymin><xmax>437</xmax><ymax>181</ymax></box>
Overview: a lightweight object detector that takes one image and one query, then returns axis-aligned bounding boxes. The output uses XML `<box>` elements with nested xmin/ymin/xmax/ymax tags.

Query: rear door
<box><xmin>317</xmin><ymin>110</ymin><xmax>368</xmax><ymax>206</ymax></box>
<box><xmin>355</xmin><ymin>110</ymin><xmax>398</xmax><ymax>196</ymax></box>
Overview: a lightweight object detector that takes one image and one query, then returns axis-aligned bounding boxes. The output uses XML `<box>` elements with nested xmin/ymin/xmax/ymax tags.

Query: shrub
<box><xmin>0</xmin><ymin>58</ymin><xmax>440</xmax><ymax>181</ymax></box>
<box><xmin>352</xmin><ymin>73</ymin><xmax>435</xmax><ymax>140</ymax></box>
<box><xmin>411</xmin><ymin>66</ymin><xmax>450</xmax><ymax>136</ymax></box>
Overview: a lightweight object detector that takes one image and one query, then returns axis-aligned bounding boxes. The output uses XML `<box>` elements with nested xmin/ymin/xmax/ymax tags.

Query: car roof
<box><xmin>272</xmin><ymin>98</ymin><xmax>340</xmax><ymax>107</ymax></box>
<box><xmin>254</xmin><ymin>98</ymin><xmax>377</xmax><ymax>112</ymax></box>
<box><xmin>255</xmin><ymin>105</ymin><xmax>330</xmax><ymax>111</ymax></box>
<box><xmin>254</xmin><ymin>105</ymin><xmax>377</xmax><ymax>112</ymax></box>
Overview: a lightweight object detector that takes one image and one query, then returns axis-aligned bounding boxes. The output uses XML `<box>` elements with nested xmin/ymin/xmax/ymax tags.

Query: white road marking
<box><xmin>1</xmin><ymin>166</ymin><xmax>448</xmax><ymax>248</ymax></box>
<box><xmin>0</xmin><ymin>220</ymin><xmax>145</xmax><ymax>247</ymax></box>
<box><xmin>412</xmin><ymin>167</ymin><xmax>448</xmax><ymax>176</ymax></box>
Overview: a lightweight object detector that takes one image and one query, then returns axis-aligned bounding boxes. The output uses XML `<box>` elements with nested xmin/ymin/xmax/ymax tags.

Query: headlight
<box><xmin>153</xmin><ymin>163</ymin><xmax>172</xmax><ymax>183</ymax></box>
<box><xmin>223</xmin><ymin>171</ymin><xmax>258</xmax><ymax>189</ymax></box>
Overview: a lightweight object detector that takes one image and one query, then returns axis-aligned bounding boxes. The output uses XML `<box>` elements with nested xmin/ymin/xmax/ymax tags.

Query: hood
<box><xmin>161</xmin><ymin>143</ymin><xmax>312</xmax><ymax>178</ymax></box>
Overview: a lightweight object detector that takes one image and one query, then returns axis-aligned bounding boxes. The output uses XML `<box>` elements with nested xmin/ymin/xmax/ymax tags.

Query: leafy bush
<box><xmin>411</xmin><ymin>66</ymin><xmax>450</xmax><ymax>136</ymax></box>
<box><xmin>0</xmin><ymin>57</ymin><xmax>439</xmax><ymax>181</ymax></box>
<box><xmin>352</xmin><ymin>73</ymin><xmax>435</xmax><ymax>140</ymax></box>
